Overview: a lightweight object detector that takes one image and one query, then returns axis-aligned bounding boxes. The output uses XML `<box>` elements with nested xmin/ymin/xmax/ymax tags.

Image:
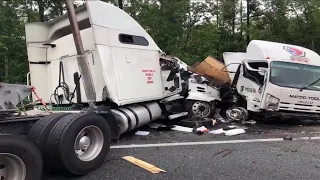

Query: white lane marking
<box><xmin>110</xmin><ymin>136</ymin><xmax>320</xmax><ymax>149</ymax></box>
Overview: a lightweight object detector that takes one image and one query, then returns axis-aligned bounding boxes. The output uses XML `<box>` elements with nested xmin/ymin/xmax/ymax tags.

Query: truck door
<box><xmin>112</xmin><ymin>33</ymin><xmax>162</xmax><ymax>102</ymax></box>
<box><xmin>237</xmin><ymin>60</ymin><xmax>268</xmax><ymax>111</ymax></box>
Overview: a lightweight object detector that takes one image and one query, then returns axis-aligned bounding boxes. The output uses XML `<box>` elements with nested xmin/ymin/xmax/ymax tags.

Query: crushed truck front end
<box><xmin>231</xmin><ymin>40</ymin><xmax>320</xmax><ymax>120</ymax></box>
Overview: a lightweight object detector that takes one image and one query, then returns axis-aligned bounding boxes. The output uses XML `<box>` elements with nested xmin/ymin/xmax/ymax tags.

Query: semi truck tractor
<box><xmin>0</xmin><ymin>1</ymin><xmax>220</xmax><ymax>179</ymax></box>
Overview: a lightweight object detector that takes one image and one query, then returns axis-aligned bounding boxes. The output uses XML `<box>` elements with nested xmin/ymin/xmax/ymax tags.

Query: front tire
<box><xmin>0</xmin><ymin>134</ymin><xmax>43</xmax><ymax>180</ymax></box>
<box><xmin>45</xmin><ymin>113</ymin><xmax>111</xmax><ymax>176</ymax></box>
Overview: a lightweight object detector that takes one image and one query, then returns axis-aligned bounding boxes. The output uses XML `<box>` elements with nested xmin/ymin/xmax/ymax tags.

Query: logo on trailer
<box><xmin>283</xmin><ymin>46</ymin><xmax>306</xmax><ymax>57</ymax></box>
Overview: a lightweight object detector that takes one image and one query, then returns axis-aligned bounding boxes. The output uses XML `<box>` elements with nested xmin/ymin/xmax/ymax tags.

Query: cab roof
<box><xmin>246</xmin><ymin>40</ymin><xmax>320</xmax><ymax>65</ymax></box>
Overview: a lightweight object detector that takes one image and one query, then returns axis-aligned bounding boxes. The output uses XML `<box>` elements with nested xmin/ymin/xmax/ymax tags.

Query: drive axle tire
<box><xmin>0</xmin><ymin>134</ymin><xmax>43</xmax><ymax>180</ymax></box>
<box><xmin>27</xmin><ymin>113</ymin><xmax>70</xmax><ymax>151</ymax></box>
<box><xmin>26</xmin><ymin>113</ymin><xmax>70</xmax><ymax>169</ymax></box>
<box><xmin>45</xmin><ymin>113</ymin><xmax>111</xmax><ymax>176</ymax></box>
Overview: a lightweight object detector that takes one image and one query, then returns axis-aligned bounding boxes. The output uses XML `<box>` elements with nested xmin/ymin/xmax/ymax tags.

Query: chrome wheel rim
<box><xmin>74</xmin><ymin>125</ymin><xmax>104</xmax><ymax>161</ymax></box>
<box><xmin>226</xmin><ymin>107</ymin><xmax>248</xmax><ymax>121</ymax></box>
<box><xmin>0</xmin><ymin>153</ymin><xmax>26</xmax><ymax>180</ymax></box>
<box><xmin>191</xmin><ymin>101</ymin><xmax>211</xmax><ymax>117</ymax></box>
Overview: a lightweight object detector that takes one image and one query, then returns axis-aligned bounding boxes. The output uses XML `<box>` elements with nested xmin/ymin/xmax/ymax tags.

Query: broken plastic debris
<box><xmin>224</xmin><ymin>129</ymin><xmax>246</xmax><ymax>136</ymax></box>
<box><xmin>196</xmin><ymin>126</ymin><xmax>209</xmax><ymax>133</ymax></box>
<box><xmin>171</xmin><ymin>125</ymin><xmax>193</xmax><ymax>132</ymax></box>
<box><xmin>228</xmin><ymin>125</ymin><xmax>248</xmax><ymax>130</ymax></box>
<box><xmin>123</xmin><ymin>156</ymin><xmax>166</xmax><ymax>174</ymax></box>
<box><xmin>135</xmin><ymin>131</ymin><xmax>150</xmax><ymax>136</ymax></box>
<box><xmin>209</xmin><ymin>128</ymin><xmax>225</xmax><ymax>135</ymax></box>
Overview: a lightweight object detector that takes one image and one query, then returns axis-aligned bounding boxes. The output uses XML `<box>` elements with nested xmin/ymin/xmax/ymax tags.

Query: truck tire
<box><xmin>0</xmin><ymin>134</ymin><xmax>43</xmax><ymax>180</ymax></box>
<box><xmin>26</xmin><ymin>113</ymin><xmax>70</xmax><ymax>169</ymax></box>
<box><xmin>27</xmin><ymin>113</ymin><xmax>70</xmax><ymax>151</ymax></box>
<box><xmin>185</xmin><ymin>100</ymin><xmax>212</xmax><ymax>118</ymax></box>
<box><xmin>45</xmin><ymin>113</ymin><xmax>111</xmax><ymax>175</ymax></box>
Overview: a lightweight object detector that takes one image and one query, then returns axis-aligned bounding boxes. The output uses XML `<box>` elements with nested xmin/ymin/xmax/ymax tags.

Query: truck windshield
<box><xmin>270</xmin><ymin>61</ymin><xmax>320</xmax><ymax>91</ymax></box>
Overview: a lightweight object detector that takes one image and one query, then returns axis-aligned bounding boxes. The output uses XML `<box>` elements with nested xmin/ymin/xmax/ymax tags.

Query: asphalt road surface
<box><xmin>42</xmin><ymin>119</ymin><xmax>320</xmax><ymax>180</ymax></box>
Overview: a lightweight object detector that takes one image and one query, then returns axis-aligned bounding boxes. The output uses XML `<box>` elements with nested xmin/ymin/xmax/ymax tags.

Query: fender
<box><xmin>187</xmin><ymin>81</ymin><xmax>221</xmax><ymax>102</ymax></box>
<box><xmin>244</xmin><ymin>95</ymin><xmax>261</xmax><ymax>112</ymax></box>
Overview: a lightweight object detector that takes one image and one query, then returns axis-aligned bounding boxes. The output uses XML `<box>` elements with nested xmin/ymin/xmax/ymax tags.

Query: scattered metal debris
<box><xmin>213</xmin><ymin>149</ymin><xmax>233</xmax><ymax>157</ymax></box>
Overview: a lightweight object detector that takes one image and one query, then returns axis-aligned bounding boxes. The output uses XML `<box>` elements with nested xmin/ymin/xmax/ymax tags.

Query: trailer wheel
<box><xmin>45</xmin><ymin>113</ymin><xmax>111</xmax><ymax>175</ymax></box>
<box><xmin>185</xmin><ymin>100</ymin><xmax>212</xmax><ymax>118</ymax></box>
<box><xmin>0</xmin><ymin>134</ymin><xmax>43</xmax><ymax>180</ymax></box>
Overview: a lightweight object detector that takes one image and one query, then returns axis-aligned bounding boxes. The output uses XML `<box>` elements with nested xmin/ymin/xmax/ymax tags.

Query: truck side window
<box><xmin>243</xmin><ymin>62</ymin><xmax>268</xmax><ymax>85</ymax></box>
<box><xmin>119</xmin><ymin>34</ymin><xmax>149</xmax><ymax>46</ymax></box>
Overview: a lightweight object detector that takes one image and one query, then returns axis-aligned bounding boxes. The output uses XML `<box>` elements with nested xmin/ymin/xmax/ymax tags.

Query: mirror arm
<box><xmin>244</xmin><ymin>61</ymin><xmax>259</xmax><ymax>72</ymax></box>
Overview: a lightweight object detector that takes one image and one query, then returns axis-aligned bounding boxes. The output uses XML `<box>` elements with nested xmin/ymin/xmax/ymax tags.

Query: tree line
<box><xmin>0</xmin><ymin>0</ymin><xmax>319</xmax><ymax>83</ymax></box>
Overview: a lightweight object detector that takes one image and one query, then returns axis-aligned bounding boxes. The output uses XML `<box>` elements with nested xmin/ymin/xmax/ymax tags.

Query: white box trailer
<box><xmin>223</xmin><ymin>40</ymin><xmax>320</xmax><ymax>121</ymax></box>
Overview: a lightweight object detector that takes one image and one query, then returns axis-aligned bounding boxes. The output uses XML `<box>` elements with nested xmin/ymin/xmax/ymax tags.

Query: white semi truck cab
<box><xmin>224</xmin><ymin>40</ymin><xmax>320</xmax><ymax>120</ymax></box>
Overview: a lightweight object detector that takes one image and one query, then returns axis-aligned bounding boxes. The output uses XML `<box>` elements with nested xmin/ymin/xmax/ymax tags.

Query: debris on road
<box><xmin>135</xmin><ymin>131</ymin><xmax>150</xmax><ymax>136</ymax></box>
<box><xmin>209</xmin><ymin>128</ymin><xmax>225</xmax><ymax>135</ymax></box>
<box><xmin>283</xmin><ymin>135</ymin><xmax>293</xmax><ymax>140</ymax></box>
<box><xmin>180</xmin><ymin>117</ymin><xmax>216</xmax><ymax>128</ymax></box>
<box><xmin>224</xmin><ymin>129</ymin><xmax>246</xmax><ymax>136</ymax></box>
<box><xmin>171</xmin><ymin>125</ymin><xmax>193</xmax><ymax>132</ymax></box>
<box><xmin>148</xmin><ymin>123</ymin><xmax>173</xmax><ymax>131</ymax></box>
<box><xmin>243</xmin><ymin>120</ymin><xmax>257</xmax><ymax>125</ymax></box>
<box><xmin>228</xmin><ymin>125</ymin><xmax>248</xmax><ymax>130</ymax></box>
<box><xmin>194</xmin><ymin>126</ymin><xmax>210</xmax><ymax>134</ymax></box>
<box><xmin>122</xmin><ymin>156</ymin><xmax>166</xmax><ymax>174</ymax></box>
<box><xmin>213</xmin><ymin>149</ymin><xmax>233</xmax><ymax>157</ymax></box>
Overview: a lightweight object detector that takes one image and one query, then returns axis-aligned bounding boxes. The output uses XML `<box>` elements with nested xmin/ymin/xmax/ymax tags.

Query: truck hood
<box><xmin>280</xmin><ymin>89</ymin><xmax>320</xmax><ymax>105</ymax></box>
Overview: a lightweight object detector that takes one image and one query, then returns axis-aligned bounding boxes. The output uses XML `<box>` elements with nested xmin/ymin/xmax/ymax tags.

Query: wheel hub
<box><xmin>0</xmin><ymin>153</ymin><xmax>26</xmax><ymax>180</ymax></box>
<box><xmin>74</xmin><ymin>125</ymin><xmax>104</xmax><ymax>162</ymax></box>
<box><xmin>226</xmin><ymin>107</ymin><xmax>248</xmax><ymax>121</ymax></box>
<box><xmin>192</xmin><ymin>101</ymin><xmax>211</xmax><ymax>117</ymax></box>
<box><xmin>79</xmin><ymin>136</ymin><xmax>91</xmax><ymax>150</ymax></box>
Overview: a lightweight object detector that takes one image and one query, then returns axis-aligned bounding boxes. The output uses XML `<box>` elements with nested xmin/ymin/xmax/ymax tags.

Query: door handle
<box><xmin>126</xmin><ymin>54</ymin><xmax>130</xmax><ymax>63</ymax></box>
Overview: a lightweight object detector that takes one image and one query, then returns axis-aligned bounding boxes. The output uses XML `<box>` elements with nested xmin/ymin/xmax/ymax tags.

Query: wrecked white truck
<box><xmin>0</xmin><ymin>1</ymin><xmax>219</xmax><ymax>179</ymax></box>
<box><xmin>222</xmin><ymin>40</ymin><xmax>320</xmax><ymax>121</ymax></box>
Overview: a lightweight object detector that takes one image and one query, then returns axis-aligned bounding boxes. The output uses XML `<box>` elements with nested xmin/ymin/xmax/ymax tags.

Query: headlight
<box><xmin>265</xmin><ymin>94</ymin><xmax>280</xmax><ymax>111</ymax></box>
